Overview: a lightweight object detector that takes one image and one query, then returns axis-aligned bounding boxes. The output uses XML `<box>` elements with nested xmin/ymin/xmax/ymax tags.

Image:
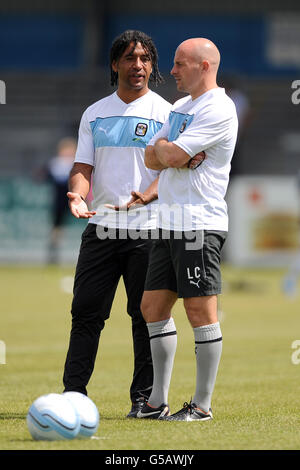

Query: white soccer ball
<box><xmin>27</xmin><ymin>393</ymin><xmax>80</xmax><ymax>441</ymax></box>
<box><xmin>63</xmin><ymin>392</ymin><xmax>99</xmax><ymax>439</ymax></box>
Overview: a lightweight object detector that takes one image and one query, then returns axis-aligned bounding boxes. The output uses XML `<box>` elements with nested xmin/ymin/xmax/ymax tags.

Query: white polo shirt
<box><xmin>149</xmin><ymin>87</ymin><xmax>238</xmax><ymax>231</ymax></box>
<box><xmin>75</xmin><ymin>90</ymin><xmax>171</xmax><ymax>229</ymax></box>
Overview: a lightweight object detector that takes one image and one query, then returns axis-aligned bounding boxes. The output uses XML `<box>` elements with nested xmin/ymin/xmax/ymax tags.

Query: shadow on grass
<box><xmin>8</xmin><ymin>438</ymin><xmax>33</xmax><ymax>443</ymax></box>
<box><xmin>0</xmin><ymin>413</ymin><xmax>26</xmax><ymax>420</ymax></box>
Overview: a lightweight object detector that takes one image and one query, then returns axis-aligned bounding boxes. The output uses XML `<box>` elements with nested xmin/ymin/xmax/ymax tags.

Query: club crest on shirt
<box><xmin>179</xmin><ymin>119</ymin><xmax>188</xmax><ymax>133</ymax></box>
<box><xmin>135</xmin><ymin>123</ymin><xmax>148</xmax><ymax>136</ymax></box>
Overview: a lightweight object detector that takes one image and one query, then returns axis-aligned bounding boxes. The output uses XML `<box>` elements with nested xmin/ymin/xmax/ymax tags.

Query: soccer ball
<box><xmin>27</xmin><ymin>393</ymin><xmax>80</xmax><ymax>441</ymax></box>
<box><xmin>63</xmin><ymin>392</ymin><xmax>99</xmax><ymax>439</ymax></box>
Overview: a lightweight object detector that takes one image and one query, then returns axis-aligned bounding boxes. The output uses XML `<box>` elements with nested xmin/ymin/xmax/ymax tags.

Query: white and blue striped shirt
<box><xmin>75</xmin><ymin>90</ymin><xmax>171</xmax><ymax>229</ymax></box>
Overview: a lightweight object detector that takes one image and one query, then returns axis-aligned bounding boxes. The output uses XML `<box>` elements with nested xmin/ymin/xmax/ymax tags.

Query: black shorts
<box><xmin>144</xmin><ymin>230</ymin><xmax>227</xmax><ymax>298</ymax></box>
<box><xmin>72</xmin><ymin>223</ymin><xmax>152</xmax><ymax>321</ymax></box>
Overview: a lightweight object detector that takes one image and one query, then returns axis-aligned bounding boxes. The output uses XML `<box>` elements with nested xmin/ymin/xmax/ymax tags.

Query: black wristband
<box><xmin>80</xmin><ymin>195</ymin><xmax>85</xmax><ymax>202</ymax></box>
<box><xmin>187</xmin><ymin>156</ymin><xmax>204</xmax><ymax>170</ymax></box>
<box><xmin>191</xmin><ymin>160</ymin><xmax>204</xmax><ymax>169</ymax></box>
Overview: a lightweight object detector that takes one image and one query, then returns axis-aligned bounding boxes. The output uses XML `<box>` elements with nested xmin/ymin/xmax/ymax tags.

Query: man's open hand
<box><xmin>67</xmin><ymin>192</ymin><xmax>96</xmax><ymax>219</ymax></box>
<box><xmin>105</xmin><ymin>190</ymin><xmax>157</xmax><ymax>211</ymax></box>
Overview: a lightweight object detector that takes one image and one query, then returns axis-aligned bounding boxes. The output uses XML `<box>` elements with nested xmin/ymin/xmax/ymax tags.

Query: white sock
<box><xmin>146</xmin><ymin>318</ymin><xmax>177</xmax><ymax>407</ymax></box>
<box><xmin>192</xmin><ymin>322</ymin><xmax>222</xmax><ymax>412</ymax></box>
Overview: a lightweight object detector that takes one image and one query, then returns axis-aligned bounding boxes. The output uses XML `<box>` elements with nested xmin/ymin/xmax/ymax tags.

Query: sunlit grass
<box><xmin>0</xmin><ymin>265</ymin><xmax>299</xmax><ymax>450</ymax></box>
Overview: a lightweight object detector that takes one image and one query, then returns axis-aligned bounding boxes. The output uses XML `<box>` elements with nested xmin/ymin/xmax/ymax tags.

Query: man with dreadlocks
<box><xmin>62</xmin><ymin>30</ymin><xmax>171</xmax><ymax>418</ymax></box>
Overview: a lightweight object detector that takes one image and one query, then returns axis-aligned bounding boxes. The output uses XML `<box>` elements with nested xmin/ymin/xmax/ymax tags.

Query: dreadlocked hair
<box><xmin>110</xmin><ymin>30</ymin><xmax>164</xmax><ymax>87</ymax></box>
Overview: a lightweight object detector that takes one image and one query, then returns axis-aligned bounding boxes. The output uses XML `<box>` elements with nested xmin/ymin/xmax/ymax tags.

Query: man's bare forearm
<box><xmin>145</xmin><ymin>145</ymin><xmax>167</xmax><ymax>170</ymax></box>
<box><xmin>154</xmin><ymin>139</ymin><xmax>190</xmax><ymax>168</ymax></box>
<box><xmin>69</xmin><ymin>162</ymin><xmax>93</xmax><ymax>199</ymax></box>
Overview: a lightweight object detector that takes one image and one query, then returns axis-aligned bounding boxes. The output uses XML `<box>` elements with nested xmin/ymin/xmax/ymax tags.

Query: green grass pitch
<box><xmin>0</xmin><ymin>264</ymin><xmax>299</xmax><ymax>450</ymax></box>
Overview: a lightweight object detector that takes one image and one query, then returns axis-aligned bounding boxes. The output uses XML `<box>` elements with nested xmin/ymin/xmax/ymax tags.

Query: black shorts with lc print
<box><xmin>144</xmin><ymin>230</ymin><xmax>227</xmax><ymax>298</ymax></box>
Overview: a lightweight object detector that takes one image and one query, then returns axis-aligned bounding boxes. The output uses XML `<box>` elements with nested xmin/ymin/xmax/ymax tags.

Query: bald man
<box><xmin>136</xmin><ymin>38</ymin><xmax>238</xmax><ymax>421</ymax></box>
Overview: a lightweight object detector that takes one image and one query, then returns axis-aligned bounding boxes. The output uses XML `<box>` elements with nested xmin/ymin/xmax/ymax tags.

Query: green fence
<box><xmin>0</xmin><ymin>177</ymin><xmax>87</xmax><ymax>264</ymax></box>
